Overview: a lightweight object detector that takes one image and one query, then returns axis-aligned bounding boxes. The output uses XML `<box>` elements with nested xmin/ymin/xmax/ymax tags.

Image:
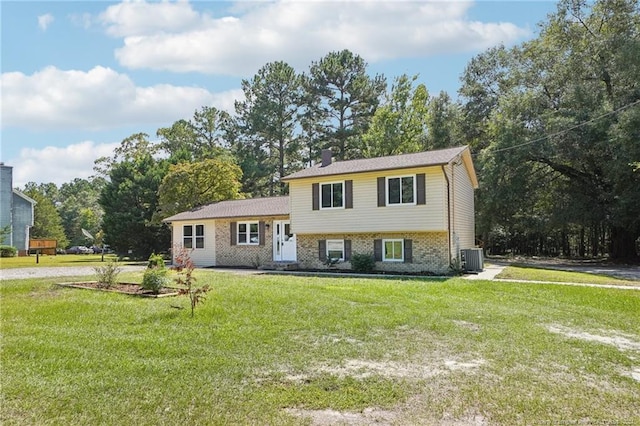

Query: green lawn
<box><xmin>496</xmin><ymin>265</ymin><xmax>640</xmax><ymax>287</ymax></box>
<box><xmin>1</xmin><ymin>271</ymin><xmax>639</xmax><ymax>425</ymax></box>
<box><xmin>0</xmin><ymin>254</ymin><xmax>139</xmax><ymax>269</ymax></box>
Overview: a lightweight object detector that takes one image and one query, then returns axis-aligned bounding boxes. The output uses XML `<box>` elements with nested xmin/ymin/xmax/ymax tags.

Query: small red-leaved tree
<box><xmin>172</xmin><ymin>246</ymin><xmax>210</xmax><ymax>317</ymax></box>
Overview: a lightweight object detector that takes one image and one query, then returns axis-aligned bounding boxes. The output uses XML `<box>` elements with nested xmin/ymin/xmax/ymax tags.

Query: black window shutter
<box><xmin>259</xmin><ymin>221</ymin><xmax>266</xmax><ymax>246</ymax></box>
<box><xmin>230</xmin><ymin>222</ymin><xmax>237</xmax><ymax>246</ymax></box>
<box><xmin>345</xmin><ymin>180</ymin><xmax>353</xmax><ymax>209</ymax></box>
<box><xmin>374</xmin><ymin>239</ymin><xmax>382</xmax><ymax>261</ymax></box>
<box><xmin>404</xmin><ymin>239</ymin><xmax>413</xmax><ymax>263</ymax></box>
<box><xmin>416</xmin><ymin>173</ymin><xmax>426</xmax><ymax>205</ymax></box>
<box><xmin>312</xmin><ymin>183</ymin><xmax>319</xmax><ymax>210</ymax></box>
<box><xmin>319</xmin><ymin>240</ymin><xmax>327</xmax><ymax>261</ymax></box>
<box><xmin>377</xmin><ymin>177</ymin><xmax>386</xmax><ymax>207</ymax></box>
<box><xmin>344</xmin><ymin>239</ymin><xmax>352</xmax><ymax>261</ymax></box>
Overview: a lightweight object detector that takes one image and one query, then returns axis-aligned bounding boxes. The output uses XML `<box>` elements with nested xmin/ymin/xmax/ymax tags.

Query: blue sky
<box><xmin>1</xmin><ymin>0</ymin><xmax>557</xmax><ymax>187</ymax></box>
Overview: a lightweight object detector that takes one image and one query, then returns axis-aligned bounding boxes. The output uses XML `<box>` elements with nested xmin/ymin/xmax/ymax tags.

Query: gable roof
<box><xmin>163</xmin><ymin>196</ymin><xmax>290</xmax><ymax>222</ymax></box>
<box><xmin>13</xmin><ymin>189</ymin><xmax>37</xmax><ymax>205</ymax></box>
<box><xmin>282</xmin><ymin>146</ymin><xmax>474</xmax><ymax>182</ymax></box>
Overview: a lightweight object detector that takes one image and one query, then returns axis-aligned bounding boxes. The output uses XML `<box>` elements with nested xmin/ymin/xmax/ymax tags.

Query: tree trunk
<box><xmin>591</xmin><ymin>223</ymin><xmax>600</xmax><ymax>257</ymax></box>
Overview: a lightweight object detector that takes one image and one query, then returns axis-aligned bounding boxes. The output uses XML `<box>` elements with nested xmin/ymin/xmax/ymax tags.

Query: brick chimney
<box><xmin>321</xmin><ymin>149</ymin><xmax>332</xmax><ymax>167</ymax></box>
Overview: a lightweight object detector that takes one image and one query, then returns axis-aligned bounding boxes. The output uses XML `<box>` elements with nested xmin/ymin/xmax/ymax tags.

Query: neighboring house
<box><xmin>0</xmin><ymin>163</ymin><xmax>36</xmax><ymax>255</ymax></box>
<box><xmin>164</xmin><ymin>145</ymin><xmax>479</xmax><ymax>274</ymax></box>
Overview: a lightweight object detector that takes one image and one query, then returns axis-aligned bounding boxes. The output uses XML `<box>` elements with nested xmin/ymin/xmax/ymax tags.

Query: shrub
<box><xmin>147</xmin><ymin>253</ymin><xmax>166</xmax><ymax>270</ymax></box>
<box><xmin>324</xmin><ymin>257</ymin><xmax>340</xmax><ymax>267</ymax></box>
<box><xmin>0</xmin><ymin>245</ymin><xmax>17</xmax><ymax>258</ymax></box>
<box><xmin>449</xmin><ymin>258</ymin><xmax>464</xmax><ymax>276</ymax></box>
<box><xmin>350</xmin><ymin>252</ymin><xmax>376</xmax><ymax>273</ymax></box>
<box><xmin>142</xmin><ymin>267</ymin><xmax>168</xmax><ymax>294</ymax></box>
<box><xmin>93</xmin><ymin>259</ymin><xmax>122</xmax><ymax>289</ymax></box>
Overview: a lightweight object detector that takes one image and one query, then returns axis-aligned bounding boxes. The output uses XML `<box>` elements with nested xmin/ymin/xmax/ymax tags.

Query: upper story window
<box><xmin>321</xmin><ymin>182</ymin><xmax>344</xmax><ymax>209</ymax></box>
<box><xmin>183</xmin><ymin>224</ymin><xmax>204</xmax><ymax>249</ymax></box>
<box><xmin>238</xmin><ymin>221</ymin><xmax>259</xmax><ymax>245</ymax></box>
<box><xmin>387</xmin><ymin>175</ymin><xmax>415</xmax><ymax>205</ymax></box>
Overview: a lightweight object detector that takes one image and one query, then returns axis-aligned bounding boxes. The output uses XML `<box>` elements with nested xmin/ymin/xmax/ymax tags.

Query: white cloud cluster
<box><xmin>10</xmin><ymin>141</ymin><xmax>120</xmax><ymax>188</ymax></box>
<box><xmin>100</xmin><ymin>0</ymin><xmax>210</xmax><ymax>37</ymax></box>
<box><xmin>100</xmin><ymin>0</ymin><xmax>530</xmax><ymax>75</ymax></box>
<box><xmin>38</xmin><ymin>13</ymin><xmax>55</xmax><ymax>31</ymax></box>
<box><xmin>1</xmin><ymin>66</ymin><xmax>242</xmax><ymax>131</ymax></box>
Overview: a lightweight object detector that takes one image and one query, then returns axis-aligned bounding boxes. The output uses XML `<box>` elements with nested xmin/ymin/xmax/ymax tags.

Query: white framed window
<box><xmin>326</xmin><ymin>239</ymin><xmax>345</xmax><ymax>261</ymax></box>
<box><xmin>321</xmin><ymin>182</ymin><xmax>344</xmax><ymax>209</ymax></box>
<box><xmin>237</xmin><ymin>221</ymin><xmax>259</xmax><ymax>245</ymax></box>
<box><xmin>183</xmin><ymin>224</ymin><xmax>204</xmax><ymax>249</ymax></box>
<box><xmin>383</xmin><ymin>239</ymin><xmax>404</xmax><ymax>262</ymax></box>
<box><xmin>387</xmin><ymin>175</ymin><xmax>415</xmax><ymax>205</ymax></box>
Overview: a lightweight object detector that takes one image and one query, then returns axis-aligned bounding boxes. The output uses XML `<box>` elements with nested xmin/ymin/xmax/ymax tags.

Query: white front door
<box><xmin>273</xmin><ymin>220</ymin><xmax>296</xmax><ymax>261</ymax></box>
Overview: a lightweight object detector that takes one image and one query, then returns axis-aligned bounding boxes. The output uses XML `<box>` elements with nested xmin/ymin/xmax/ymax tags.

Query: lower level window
<box><xmin>383</xmin><ymin>239</ymin><xmax>403</xmax><ymax>261</ymax></box>
<box><xmin>326</xmin><ymin>239</ymin><xmax>345</xmax><ymax>261</ymax></box>
<box><xmin>238</xmin><ymin>222</ymin><xmax>259</xmax><ymax>245</ymax></box>
<box><xmin>183</xmin><ymin>224</ymin><xmax>204</xmax><ymax>249</ymax></box>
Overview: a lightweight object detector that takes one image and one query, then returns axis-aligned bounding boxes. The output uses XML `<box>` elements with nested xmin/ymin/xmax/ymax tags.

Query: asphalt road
<box><xmin>489</xmin><ymin>259</ymin><xmax>640</xmax><ymax>281</ymax></box>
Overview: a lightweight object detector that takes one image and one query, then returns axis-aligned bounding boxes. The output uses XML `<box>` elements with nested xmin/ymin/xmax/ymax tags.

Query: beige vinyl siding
<box><xmin>289</xmin><ymin>166</ymin><xmax>447</xmax><ymax>234</ymax></box>
<box><xmin>171</xmin><ymin>219</ymin><xmax>216</xmax><ymax>267</ymax></box>
<box><xmin>451</xmin><ymin>160</ymin><xmax>476</xmax><ymax>252</ymax></box>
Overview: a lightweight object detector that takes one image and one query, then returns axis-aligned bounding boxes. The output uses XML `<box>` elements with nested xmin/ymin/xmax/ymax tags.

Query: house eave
<box><xmin>281</xmin><ymin>161</ymin><xmax>454</xmax><ymax>182</ymax></box>
<box><xmin>163</xmin><ymin>212</ymin><xmax>290</xmax><ymax>223</ymax></box>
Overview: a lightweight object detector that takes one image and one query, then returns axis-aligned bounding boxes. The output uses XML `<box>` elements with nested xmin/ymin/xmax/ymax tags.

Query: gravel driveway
<box><xmin>0</xmin><ymin>265</ymin><xmax>147</xmax><ymax>281</ymax></box>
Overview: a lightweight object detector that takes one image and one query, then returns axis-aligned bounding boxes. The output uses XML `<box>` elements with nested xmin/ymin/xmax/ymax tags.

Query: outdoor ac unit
<box><xmin>460</xmin><ymin>248</ymin><xmax>484</xmax><ymax>272</ymax></box>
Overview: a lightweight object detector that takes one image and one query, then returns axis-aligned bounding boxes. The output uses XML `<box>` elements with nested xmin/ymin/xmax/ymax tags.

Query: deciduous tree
<box><xmin>22</xmin><ymin>183</ymin><xmax>69</xmax><ymax>248</ymax></box>
<box><xmin>156</xmin><ymin>158</ymin><xmax>243</xmax><ymax>220</ymax></box>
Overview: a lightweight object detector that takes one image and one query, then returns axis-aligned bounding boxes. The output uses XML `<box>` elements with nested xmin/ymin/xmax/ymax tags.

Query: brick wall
<box><xmin>297</xmin><ymin>231</ymin><xmax>450</xmax><ymax>274</ymax></box>
<box><xmin>215</xmin><ymin>216</ymin><xmax>288</xmax><ymax>268</ymax></box>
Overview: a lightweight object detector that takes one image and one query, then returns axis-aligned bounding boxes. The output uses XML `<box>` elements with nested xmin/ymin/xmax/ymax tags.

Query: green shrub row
<box><xmin>0</xmin><ymin>245</ymin><xmax>17</xmax><ymax>258</ymax></box>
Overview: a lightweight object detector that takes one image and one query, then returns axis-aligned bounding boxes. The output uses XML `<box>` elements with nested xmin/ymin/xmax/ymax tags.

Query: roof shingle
<box><xmin>163</xmin><ymin>196</ymin><xmax>289</xmax><ymax>222</ymax></box>
<box><xmin>282</xmin><ymin>146</ymin><xmax>469</xmax><ymax>181</ymax></box>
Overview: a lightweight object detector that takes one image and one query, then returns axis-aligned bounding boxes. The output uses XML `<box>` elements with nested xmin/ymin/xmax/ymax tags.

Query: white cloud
<box><xmin>69</xmin><ymin>12</ymin><xmax>93</xmax><ymax>30</ymax></box>
<box><xmin>10</xmin><ymin>141</ymin><xmax>120</xmax><ymax>188</ymax></box>
<box><xmin>100</xmin><ymin>0</ymin><xmax>210</xmax><ymax>37</ymax></box>
<box><xmin>38</xmin><ymin>13</ymin><xmax>54</xmax><ymax>31</ymax></box>
<box><xmin>1</xmin><ymin>66</ymin><xmax>242</xmax><ymax>131</ymax></box>
<box><xmin>100</xmin><ymin>0</ymin><xmax>530</xmax><ymax>76</ymax></box>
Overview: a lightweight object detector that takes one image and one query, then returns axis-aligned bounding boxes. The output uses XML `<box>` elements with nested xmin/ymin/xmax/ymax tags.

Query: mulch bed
<box><xmin>57</xmin><ymin>282</ymin><xmax>180</xmax><ymax>298</ymax></box>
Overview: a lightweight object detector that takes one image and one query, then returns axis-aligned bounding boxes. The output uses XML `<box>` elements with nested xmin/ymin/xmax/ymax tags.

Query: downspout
<box><xmin>441</xmin><ymin>165</ymin><xmax>452</xmax><ymax>265</ymax></box>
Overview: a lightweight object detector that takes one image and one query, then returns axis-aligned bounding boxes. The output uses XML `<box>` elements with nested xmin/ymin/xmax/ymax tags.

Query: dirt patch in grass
<box><xmin>547</xmin><ymin>324</ymin><xmax>640</xmax><ymax>351</ymax></box>
<box><xmin>453</xmin><ymin>320</ymin><xmax>481</xmax><ymax>332</ymax></box>
<box><xmin>547</xmin><ymin>324</ymin><xmax>640</xmax><ymax>384</ymax></box>
<box><xmin>627</xmin><ymin>367</ymin><xmax>640</xmax><ymax>382</ymax></box>
<box><xmin>285</xmin><ymin>407</ymin><xmax>397</xmax><ymax>425</ymax></box>
<box><xmin>57</xmin><ymin>282</ymin><xmax>179</xmax><ymax>298</ymax></box>
<box><xmin>279</xmin><ymin>357</ymin><xmax>486</xmax><ymax>383</ymax></box>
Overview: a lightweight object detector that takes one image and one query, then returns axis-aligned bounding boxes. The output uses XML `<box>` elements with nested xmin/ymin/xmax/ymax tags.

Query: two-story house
<box><xmin>164</xmin><ymin>145</ymin><xmax>479</xmax><ymax>274</ymax></box>
<box><xmin>0</xmin><ymin>163</ymin><xmax>36</xmax><ymax>255</ymax></box>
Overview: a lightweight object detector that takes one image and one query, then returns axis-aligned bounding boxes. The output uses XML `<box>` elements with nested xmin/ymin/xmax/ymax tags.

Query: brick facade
<box><xmin>214</xmin><ymin>216</ymin><xmax>288</xmax><ymax>268</ymax></box>
<box><xmin>296</xmin><ymin>231</ymin><xmax>450</xmax><ymax>274</ymax></box>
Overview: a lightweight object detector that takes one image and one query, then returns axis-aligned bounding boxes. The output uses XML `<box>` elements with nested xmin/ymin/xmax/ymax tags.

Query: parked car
<box><xmin>91</xmin><ymin>245</ymin><xmax>114</xmax><ymax>254</ymax></box>
<box><xmin>66</xmin><ymin>246</ymin><xmax>94</xmax><ymax>254</ymax></box>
